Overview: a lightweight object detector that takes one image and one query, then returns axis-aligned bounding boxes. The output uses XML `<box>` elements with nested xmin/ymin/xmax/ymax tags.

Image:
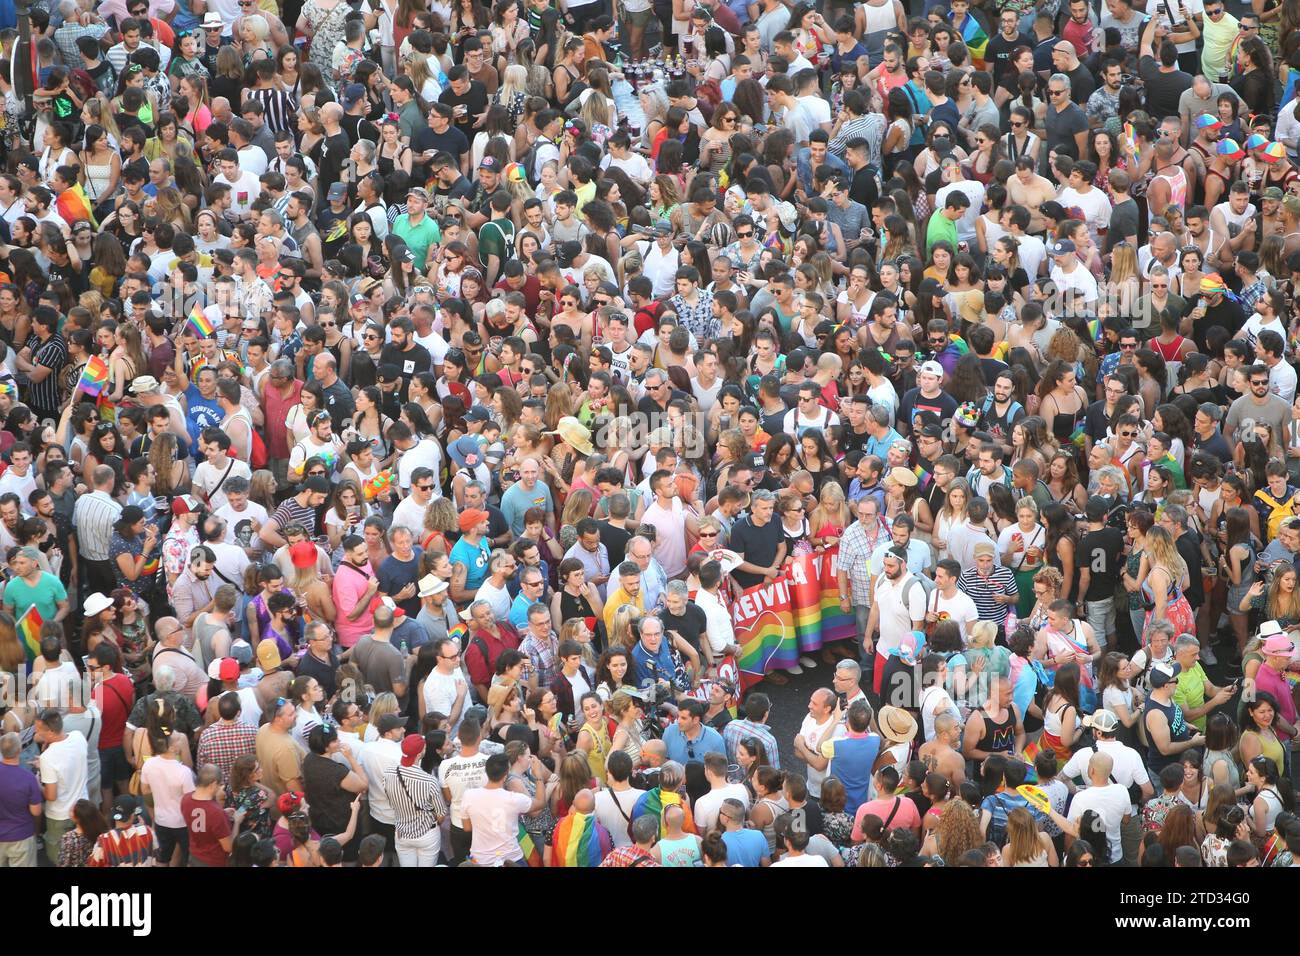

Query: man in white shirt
<box><xmin>460</xmin><ymin>752</ymin><xmax>545</xmax><ymax>866</ymax></box>
<box><xmin>928</xmin><ymin>559</ymin><xmax>980</xmax><ymax>640</ymax></box>
<box><xmin>593</xmin><ymin>751</ymin><xmax>645</xmax><ymax>848</ymax></box>
<box><xmin>213</xmin><ymin>148</ymin><xmax>262</xmax><ymax>221</ymax></box>
<box><xmin>392</xmin><ymin>425</ymin><xmax>444</xmax><ymax>492</ymax></box>
<box><xmin>358</xmin><ymin>713</ymin><xmax>405</xmax><ymax>849</ymax></box>
<box><xmin>1047</xmin><ymin>236</ymin><xmax>1099</xmax><ymax>306</ymax></box>
<box><xmin>392</xmin><ymin>466</ymin><xmax>436</xmax><ymax>532</ymax></box>
<box><xmin>35</xmin><ymin>709</ymin><xmax>88</xmax><ymax>863</ymax></box>
<box><xmin>946</xmin><ymin>501</ymin><xmax>1000</xmax><ymax>571</ymax></box>
<box><xmin>865</xmin><ymin>546</ymin><xmax>927</xmax><ymax>695</ymax></box>
<box><xmin>0</xmin><ymin>442</ymin><xmax>37</xmax><ymax>502</ymax></box>
<box><xmin>1061</xmin><ymin>709</ymin><xmax>1153</xmax><ymax>865</ymax></box>
<box><xmin>212</xmin><ymin>476</ymin><xmax>269</xmax><ymax>553</ymax></box>
<box><xmin>1053</xmin><ymin>749</ymin><xmax>1133</xmax><ymax>864</ymax></box>
<box><xmin>692</xmin><ymin>752</ymin><xmax>751</xmax><ymax>833</ymax></box>
<box><xmin>792</xmin><ymin>688</ymin><xmax>838</xmax><ymax>798</ymax></box>
<box><xmin>693</xmin><ymin>561</ymin><xmax>736</xmax><ymax>666</ymax></box>
<box><xmin>1259</xmin><ymin>330</ymin><xmax>1298</xmax><ymax>405</ymax></box>
<box><xmin>601</xmin><ymin>132</ymin><xmax>653</xmax><ymax>186</ymax></box>
<box><xmin>1056</xmin><ymin>161</ymin><xmax>1112</xmax><ymax>247</ymax></box>
<box><xmin>422</xmin><ymin>636</ymin><xmax>469</xmax><ymax>732</ymax></box>
<box><xmin>192</xmin><ymin>429</ymin><xmax>252</xmax><ymax>511</ymax></box>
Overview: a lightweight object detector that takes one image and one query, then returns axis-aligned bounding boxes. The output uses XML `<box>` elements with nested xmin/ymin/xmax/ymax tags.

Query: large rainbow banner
<box><xmin>733</xmin><ymin>547</ymin><xmax>856</xmax><ymax>690</ymax></box>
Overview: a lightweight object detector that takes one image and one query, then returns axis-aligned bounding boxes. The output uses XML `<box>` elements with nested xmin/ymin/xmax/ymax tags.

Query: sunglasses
<box><xmin>737</xmin><ymin>230</ymin><xmax>754</xmax><ymax>238</ymax></box>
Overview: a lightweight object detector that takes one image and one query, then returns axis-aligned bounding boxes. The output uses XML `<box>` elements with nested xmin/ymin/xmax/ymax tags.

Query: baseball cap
<box><xmin>479</xmin><ymin>156</ymin><xmax>500</xmax><ymax>170</ymax></box>
<box><xmin>407</xmin><ymin>186</ymin><xmax>430</xmax><ymax>203</ymax></box>
<box><xmin>171</xmin><ymin>494</ymin><xmax>201</xmax><ymax>516</ymax></box>
<box><xmin>919</xmin><ymin>423</ymin><xmax>944</xmax><ymax>439</ymax></box>
<box><xmin>219</xmin><ymin>658</ymin><xmax>240</xmax><ymax>681</ymax></box>
<box><xmin>1048</xmin><ymin>238</ymin><xmax>1076</xmax><ymax>256</ymax></box>
<box><xmin>400</xmin><ymin>734</ymin><xmax>425</xmax><ymax>766</ymax></box>
<box><xmin>327</xmin><ymin>182</ymin><xmax>348</xmax><ymax>201</ymax></box>
<box><xmin>341</xmin><ymin>83</ymin><xmax>366</xmax><ymax>106</ymax></box>
<box><xmin>1263</xmin><ymin>186</ymin><xmax>1285</xmax><ymax>200</ymax></box>
<box><xmin>652</xmin><ymin>219</ymin><xmax>673</xmax><ymax>236</ymax></box>
<box><xmin>111</xmin><ymin>795</ymin><xmax>141</xmax><ymax>822</ymax></box>
<box><xmin>1283</xmin><ymin>195</ymin><xmax>1300</xmax><ymax>217</ymax></box>
<box><xmin>377</xmin><ymin>363</ymin><xmax>401</xmax><ymax>384</ymax></box>
<box><xmin>290</xmin><ymin>540</ymin><xmax>317</xmax><ymax>569</ymax></box>
<box><xmin>458</xmin><ymin>508</ymin><xmax>489</xmax><ymax>532</ymax></box>
<box><xmin>257</xmin><ymin>639</ymin><xmax>283</xmax><ymax>671</ymax></box>
<box><xmin>1148</xmin><ymin>662</ymin><xmax>1181</xmax><ymax>688</ymax></box>
<box><xmin>918</xmin><ymin>360</ymin><xmax>944</xmax><ymax>378</ymax></box>
<box><xmin>1083</xmin><ymin>710</ymin><xmax>1119</xmax><ymax>733</ymax></box>
<box><xmin>556</xmin><ymin>240</ymin><xmax>582</xmax><ymax>267</ymax></box>
<box><xmin>230</xmin><ymin>639</ymin><xmax>253</xmax><ymax>665</ymax></box>
<box><xmin>465</xmin><ymin>405</ymin><xmax>492</xmax><ymax>422</ymax></box>
<box><xmin>747</xmin><ymin>451</ymin><xmax>767</xmax><ymax>471</ymax></box>
<box><xmin>973</xmin><ymin>541</ymin><xmax>996</xmax><ymax>558</ymax></box>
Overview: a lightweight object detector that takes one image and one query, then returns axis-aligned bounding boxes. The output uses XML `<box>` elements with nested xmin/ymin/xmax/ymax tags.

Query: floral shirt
<box><xmin>162</xmin><ymin>525</ymin><xmax>200</xmax><ymax>598</ymax></box>
<box><xmin>227</xmin><ymin>786</ymin><xmax>273</xmax><ymax>839</ymax></box>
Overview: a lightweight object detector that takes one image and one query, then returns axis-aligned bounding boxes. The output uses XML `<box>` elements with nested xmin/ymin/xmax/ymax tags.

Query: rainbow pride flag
<box><xmin>1087</xmin><ymin>319</ymin><xmax>1102</xmax><ymax>343</ymax></box>
<box><xmin>631</xmin><ymin>787</ymin><xmax>695</xmax><ymax>836</ymax></box>
<box><xmin>957</xmin><ymin>13</ymin><xmax>988</xmax><ymax>69</ymax></box>
<box><xmin>551</xmin><ymin>811</ymin><xmax>610</xmax><ymax>867</ymax></box>
<box><xmin>76</xmin><ymin>355</ymin><xmax>109</xmax><ymax>397</ymax></box>
<box><xmin>140</xmin><ymin>553</ymin><xmax>159</xmax><ymax>578</ymax></box>
<box><xmin>1069</xmin><ymin>423</ymin><xmax>1087</xmax><ymax>448</ymax></box>
<box><xmin>913</xmin><ymin>464</ymin><xmax>932</xmax><ymax>490</ymax></box>
<box><xmin>55</xmin><ymin>182</ymin><xmax>96</xmax><ymax>228</ymax></box>
<box><xmin>17</xmin><ymin>604</ymin><xmax>42</xmax><ymax>666</ymax></box>
<box><xmin>186</xmin><ymin>304</ymin><xmax>215</xmax><ymax>339</ymax></box>
<box><xmin>736</xmin><ymin>611</ymin><xmax>799</xmax><ymax>682</ymax></box>
<box><xmin>517</xmin><ymin>823</ymin><xmax>543</xmax><ymax>867</ymax></box>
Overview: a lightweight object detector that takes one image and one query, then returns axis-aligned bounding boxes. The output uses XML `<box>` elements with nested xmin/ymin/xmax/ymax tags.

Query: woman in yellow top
<box><xmin>1239</xmin><ymin>693</ymin><xmax>1287</xmax><ymax>776</ymax></box>
<box><xmin>574</xmin><ymin>691</ymin><xmax>612</xmax><ymax>783</ymax></box>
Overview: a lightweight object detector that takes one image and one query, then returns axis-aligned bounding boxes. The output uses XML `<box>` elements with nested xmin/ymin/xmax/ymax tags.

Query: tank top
<box><xmin>861</xmin><ymin>0</ymin><xmax>898</xmax><ymax>61</ymax></box>
<box><xmin>1150</xmin><ymin>165</ymin><xmax>1187</xmax><ymax>222</ymax></box>
<box><xmin>976</xmin><ymin>706</ymin><xmax>1017</xmax><ymax>754</ymax></box>
<box><xmin>1144</xmin><ymin>696</ymin><xmax>1192</xmax><ymax>773</ymax></box>
<box><xmin>579</xmin><ymin>720</ymin><xmax>611</xmax><ymax>781</ymax></box>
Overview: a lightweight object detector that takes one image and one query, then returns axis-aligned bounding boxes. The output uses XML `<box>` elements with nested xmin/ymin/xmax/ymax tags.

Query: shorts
<box><xmin>99</xmin><ymin>745</ymin><xmax>132</xmax><ymax>785</ymax></box>
<box><xmin>1085</xmin><ymin>597</ymin><xmax>1116</xmax><ymax>645</ymax></box>
<box><xmin>155</xmin><ymin>824</ymin><xmax>188</xmax><ymax>864</ymax></box>
<box><xmin>624</xmin><ymin>7</ymin><xmax>652</xmax><ymax>26</ymax></box>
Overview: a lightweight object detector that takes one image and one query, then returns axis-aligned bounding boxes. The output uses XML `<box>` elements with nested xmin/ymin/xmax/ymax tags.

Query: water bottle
<box><xmin>1004</xmin><ymin>609</ymin><xmax>1017</xmax><ymax>636</ymax></box>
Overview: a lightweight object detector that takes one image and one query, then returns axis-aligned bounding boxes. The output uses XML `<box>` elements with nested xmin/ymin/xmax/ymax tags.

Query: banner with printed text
<box><xmin>733</xmin><ymin>547</ymin><xmax>856</xmax><ymax>690</ymax></box>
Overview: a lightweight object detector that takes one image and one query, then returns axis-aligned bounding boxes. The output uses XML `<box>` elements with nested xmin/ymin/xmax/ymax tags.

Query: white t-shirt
<box><xmin>771</xmin><ymin>853</ymin><xmax>829</xmax><ymax>866</ymax></box>
<box><xmin>0</xmin><ymin>466</ymin><xmax>36</xmax><ymax>503</ymax></box>
<box><xmin>214</xmin><ymin>501</ymin><xmax>269</xmax><ymax>547</ymax></box>
<box><xmin>1049</xmin><ymin>261</ymin><xmax>1100</xmax><ymax>303</ymax></box>
<box><xmin>460</xmin><ymin>786</ymin><xmax>532</xmax><ymax>864</ymax></box>
<box><xmin>396</xmin><ymin>438</ymin><xmax>444</xmax><ymax>491</ymax></box>
<box><xmin>38</xmin><ymin>728</ymin><xmax>88</xmax><ymax>816</ymax></box>
<box><xmin>693</xmin><ymin>782</ymin><xmax>751</xmax><ymax>833</ymax></box>
<box><xmin>392</xmin><ymin>495</ymin><xmax>430</xmax><ymax>535</ymax></box>
<box><xmin>193</xmin><ymin>457</ymin><xmax>252</xmax><ymax>511</ymax></box>
<box><xmin>359</xmin><ymin>737</ymin><xmax>402</xmax><ymax>825</ymax></box>
<box><xmin>798</xmin><ymin>713</ymin><xmax>836</xmax><ymax>797</ymax></box>
<box><xmin>1014</xmin><ymin>233</ymin><xmax>1047</xmax><ymax>279</ymax></box>
<box><xmin>438</xmin><ymin>750</ymin><xmax>490</xmax><ymax>827</ymax></box>
<box><xmin>1268</xmin><ymin>358</ymin><xmax>1298</xmax><ymax>405</ymax></box>
<box><xmin>872</xmin><ymin>572</ymin><xmax>927</xmax><ymax>654</ymax></box>
<box><xmin>602</xmin><ymin>151</ymin><xmax>653</xmax><ymax>184</ymax></box>
<box><xmin>930</xmin><ymin>588</ymin><xmax>980</xmax><ymax>640</ymax></box>
<box><xmin>214</xmin><ymin>169</ymin><xmax>263</xmax><ymax>219</ymax></box>
<box><xmin>593</xmin><ymin>787</ymin><xmax>646</xmax><ymax>848</ymax></box>
<box><xmin>1061</xmin><ymin>740</ymin><xmax>1150</xmax><ymax>806</ymax></box>
<box><xmin>32</xmin><ymin>661</ymin><xmax>81</xmax><ymax>709</ymax></box>
<box><xmin>475</xmin><ymin>578</ymin><xmax>512</xmax><ymax>620</ymax></box>
<box><xmin>1056</xmin><ymin>185</ymin><xmax>1112</xmax><ymax>243</ymax></box>
<box><xmin>422</xmin><ymin>667</ymin><xmax>468</xmax><ymax>727</ymax></box>
<box><xmin>1065</xmin><ymin>781</ymin><xmax>1132</xmax><ymax>863</ymax></box>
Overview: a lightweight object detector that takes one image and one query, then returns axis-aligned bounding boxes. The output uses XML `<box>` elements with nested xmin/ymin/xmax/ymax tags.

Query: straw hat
<box><xmin>549</xmin><ymin>416</ymin><xmax>594</xmax><ymax>455</ymax></box>
<box><xmin>877</xmin><ymin>705</ymin><xmax>918</xmax><ymax>743</ymax></box>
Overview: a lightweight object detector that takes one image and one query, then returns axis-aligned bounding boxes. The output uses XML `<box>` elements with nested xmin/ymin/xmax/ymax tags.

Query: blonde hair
<box><xmin>968</xmin><ymin>620</ymin><xmax>997</xmax><ymax>649</ymax></box>
<box><xmin>1143</xmin><ymin>525</ymin><xmax>1188</xmax><ymax>582</ymax></box>
<box><xmin>1033</xmin><ymin>565</ymin><xmax>1064</xmax><ymax>594</ymax></box>
<box><xmin>609</xmin><ymin>603</ymin><xmax>643</xmax><ymax>649</ymax></box>
<box><xmin>242</xmin><ymin>13</ymin><xmax>270</xmax><ymax>42</ymax></box>
<box><xmin>368</xmin><ymin>692</ymin><xmax>400</xmax><ymax>729</ymax></box>
<box><xmin>560</xmin><ymin>487</ymin><xmax>594</xmax><ymax>529</ymax></box>
<box><xmin>498</xmin><ymin>64</ymin><xmax>528</xmax><ymax>103</ymax></box>
<box><xmin>1110</xmin><ymin>242</ymin><xmax>1138</xmax><ymax>287</ymax></box>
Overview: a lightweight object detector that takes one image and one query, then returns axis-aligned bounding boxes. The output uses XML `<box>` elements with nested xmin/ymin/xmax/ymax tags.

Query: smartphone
<box><xmin>81</xmin><ymin>655</ymin><xmax>89</xmax><ymax>671</ymax></box>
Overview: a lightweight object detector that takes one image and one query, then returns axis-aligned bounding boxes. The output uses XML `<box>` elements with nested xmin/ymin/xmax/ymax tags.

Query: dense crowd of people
<box><xmin>0</xmin><ymin>0</ymin><xmax>1299</xmax><ymax>870</ymax></box>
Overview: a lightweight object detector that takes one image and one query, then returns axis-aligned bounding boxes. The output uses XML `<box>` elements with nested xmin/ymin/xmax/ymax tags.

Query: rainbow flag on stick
<box><xmin>17</xmin><ymin>604</ymin><xmax>42</xmax><ymax>666</ymax></box>
<box><xmin>76</xmin><ymin>355</ymin><xmax>109</xmax><ymax>397</ymax></box>
<box><xmin>550</xmin><ymin>811</ymin><xmax>611</xmax><ymax>867</ymax></box>
<box><xmin>186</xmin><ymin>304</ymin><xmax>215</xmax><ymax>339</ymax></box>
<box><xmin>913</xmin><ymin>464</ymin><xmax>932</xmax><ymax>490</ymax></box>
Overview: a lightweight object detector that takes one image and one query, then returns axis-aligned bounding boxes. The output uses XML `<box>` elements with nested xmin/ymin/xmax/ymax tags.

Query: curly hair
<box><xmin>935</xmin><ymin>798</ymin><xmax>983</xmax><ymax>865</ymax></box>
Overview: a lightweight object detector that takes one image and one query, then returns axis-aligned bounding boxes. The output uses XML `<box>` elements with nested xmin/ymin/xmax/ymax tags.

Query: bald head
<box><xmin>572</xmin><ymin>788</ymin><xmax>596</xmax><ymax>814</ymax></box>
<box><xmin>320</xmin><ymin>102</ymin><xmax>344</xmax><ymax>125</ymax></box>
<box><xmin>642</xmin><ymin>739</ymin><xmax>667</xmax><ymax>765</ymax></box>
<box><xmin>1088</xmin><ymin>750</ymin><xmax>1114</xmax><ymax>783</ymax></box>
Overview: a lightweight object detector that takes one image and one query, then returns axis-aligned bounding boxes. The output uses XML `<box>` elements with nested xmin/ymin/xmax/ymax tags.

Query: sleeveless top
<box><xmin>579</xmin><ymin>719</ymin><xmax>611</xmax><ymax>781</ymax></box>
<box><xmin>976</xmin><ymin>705</ymin><xmax>1017</xmax><ymax>754</ymax></box>
<box><xmin>861</xmin><ymin>0</ymin><xmax>898</xmax><ymax>61</ymax></box>
<box><xmin>659</xmin><ymin>833</ymin><xmax>702</xmax><ymax>867</ymax></box>
<box><xmin>1150</xmin><ymin>165</ymin><xmax>1187</xmax><ymax>221</ymax></box>
<box><xmin>1144</xmin><ymin>695</ymin><xmax>1192</xmax><ymax>773</ymax></box>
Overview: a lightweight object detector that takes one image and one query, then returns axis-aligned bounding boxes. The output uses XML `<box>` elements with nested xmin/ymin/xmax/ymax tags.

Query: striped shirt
<box><xmin>382</xmin><ymin>764</ymin><xmax>448</xmax><ymax>841</ymax></box>
<box><xmin>957</xmin><ymin>566</ymin><xmax>1019</xmax><ymax>625</ymax></box>
<box><xmin>28</xmin><ymin>332</ymin><xmax>67</xmax><ymax>415</ymax></box>
<box><xmin>243</xmin><ymin>87</ymin><xmax>299</xmax><ymax>135</ymax></box>
<box><xmin>87</xmin><ymin>824</ymin><xmax>157</xmax><ymax>866</ymax></box>
<box><xmin>72</xmin><ymin>490</ymin><xmax>122</xmax><ymax>561</ymax></box>
<box><xmin>52</xmin><ymin>21</ymin><xmax>108</xmax><ymax>68</ymax></box>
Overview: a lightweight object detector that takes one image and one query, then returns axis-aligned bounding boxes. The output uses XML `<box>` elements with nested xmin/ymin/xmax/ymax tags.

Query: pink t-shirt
<box><xmin>851</xmin><ymin>795</ymin><xmax>921</xmax><ymax>841</ymax></box>
<box><xmin>641</xmin><ymin>498</ymin><xmax>689</xmax><ymax>579</ymax></box>
<box><xmin>332</xmin><ymin>561</ymin><xmax>376</xmax><ymax>648</ymax></box>
<box><xmin>139</xmin><ymin>756</ymin><xmax>195</xmax><ymax>829</ymax></box>
<box><xmin>1254</xmin><ymin>664</ymin><xmax>1297</xmax><ymax>730</ymax></box>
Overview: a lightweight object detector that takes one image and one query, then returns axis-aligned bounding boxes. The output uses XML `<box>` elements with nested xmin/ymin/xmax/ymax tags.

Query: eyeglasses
<box><xmin>1119</xmin><ymin>430</ymin><xmax>1137</xmax><ymax>438</ymax></box>
<box><xmin>1251</xmin><ymin>379</ymin><xmax>1270</xmax><ymax>386</ymax></box>
<box><xmin>308</xmin><ymin>469</ymin><xmax>328</xmax><ymax>476</ymax></box>
<box><xmin>1205</xmin><ymin>6</ymin><xmax>1224</xmax><ymax>15</ymax></box>
<box><xmin>438</xmin><ymin>652</ymin><xmax>460</xmax><ymax>660</ymax></box>
<box><xmin>523</xmin><ymin>579</ymin><xmax>543</xmax><ymax>587</ymax></box>
<box><xmin>363</xmin><ymin>332</ymin><xmax>380</xmax><ymax>340</ymax></box>
<box><xmin>319</xmin><ymin>321</ymin><xmax>335</xmax><ymax>328</ymax></box>
<box><xmin>699</xmin><ymin>530</ymin><xmax>718</xmax><ymax>538</ymax></box>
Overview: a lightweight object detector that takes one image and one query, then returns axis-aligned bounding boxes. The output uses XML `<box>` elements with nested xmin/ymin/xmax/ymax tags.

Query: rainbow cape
<box><xmin>551</xmin><ymin>811</ymin><xmax>610</xmax><ymax>867</ymax></box>
<box><xmin>77</xmin><ymin>355</ymin><xmax>109</xmax><ymax>397</ymax></box>
<box><xmin>631</xmin><ymin>787</ymin><xmax>696</xmax><ymax>836</ymax></box>
<box><xmin>517</xmin><ymin>823</ymin><xmax>543</xmax><ymax>867</ymax></box>
<box><xmin>55</xmin><ymin>182</ymin><xmax>97</xmax><ymax>229</ymax></box>
<box><xmin>956</xmin><ymin>13</ymin><xmax>988</xmax><ymax>69</ymax></box>
<box><xmin>17</xmin><ymin>604</ymin><xmax>42</xmax><ymax>666</ymax></box>
<box><xmin>186</xmin><ymin>304</ymin><xmax>215</xmax><ymax>338</ymax></box>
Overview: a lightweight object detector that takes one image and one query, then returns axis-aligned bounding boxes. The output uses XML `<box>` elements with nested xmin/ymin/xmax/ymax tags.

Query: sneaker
<box><xmin>799</xmin><ymin>655</ymin><xmax>818</xmax><ymax>669</ymax></box>
<box><xmin>786</xmin><ymin>664</ymin><xmax>804</xmax><ymax>675</ymax></box>
<box><xmin>1200</xmin><ymin>645</ymin><xmax>1218</xmax><ymax>666</ymax></box>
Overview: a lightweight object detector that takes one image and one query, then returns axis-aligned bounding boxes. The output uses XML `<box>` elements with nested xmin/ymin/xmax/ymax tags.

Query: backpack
<box><xmin>518</xmin><ymin>136</ymin><xmax>551</xmax><ymax>188</ymax></box>
<box><xmin>1254</xmin><ymin>487</ymin><xmax>1299</xmax><ymax>541</ymax></box>
<box><xmin>228</xmin><ymin>430</ymin><xmax>268</xmax><ymax>470</ymax></box>
<box><xmin>985</xmin><ymin>793</ymin><xmax>1012</xmax><ymax>848</ymax></box>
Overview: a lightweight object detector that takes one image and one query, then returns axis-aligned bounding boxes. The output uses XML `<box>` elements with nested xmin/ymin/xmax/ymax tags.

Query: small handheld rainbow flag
<box><xmin>186</xmin><ymin>304</ymin><xmax>215</xmax><ymax>339</ymax></box>
<box><xmin>551</xmin><ymin>811</ymin><xmax>610</xmax><ymax>867</ymax></box>
<box><xmin>1087</xmin><ymin>319</ymin><xmax>1102</xmax><ymax>343</ymax></box>
<box><xmin>17</xmin><ymin>604</ymin><xmax>42</xmax><ymax>666</ymax></box>
<box><xmin>1069</xmin><ymin>424</ymin><xmax>1087</xmax><ymax>448</ymax></box>
<box><xmin>517</xmin><ymin>823</ymin><xmax>543</xmax><ymax>867</ymax></box>
<box><xmin>913</xmin><ymin>464</ymin><xmax>932</xmax><ymax>490</ymax></box>
<box><xmin>76</xmin><ymin>355</ymin><xmax>109</xmax><ymax>397</ymax></box>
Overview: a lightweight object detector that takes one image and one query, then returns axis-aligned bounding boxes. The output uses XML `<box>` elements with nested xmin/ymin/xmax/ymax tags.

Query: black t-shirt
<box><xmin>898</xmin><ymin>387</ymin><xmax>958</xmax><ymax>435</ymax></box>
<box><xmin>759</xmin><ymin>403</ymin><xmax>788</xmax><ymax>437</ymax></box>
<box><xmin>841</xmin><ymin>423</ymin><xmax>872</xmax><ymax>456</ymax></box>
<box><xmin>1080</xmin><ymin>526</ymin><xmax>1125</xmax><ymax>602</ymax></box>
<box><xmin>1192</xmin><ymin>298</ymin><xmax>1245</xmax><ymax>353</ymax></box>
<box><xmin>986</xmin><ymin>31</ymin><xmax>1031</xmax><ymax>85</ymax></box>
<box><xmin>979</xmin><ymin>357</ymin><xmax>1009</xmax><ymax>385</ymax></box>
<box><xmin>316</xmin><ymin>133</ymin><xmax>351</xmax><ymax>208</ymax></box>
<box><xmin>341</xmin><ymin>113</ymin><xmax>380</xmax><ymax>148</ymax></box>
<box><xmin>1065</xmin><ymin>64</ymin><xmax>1095</xmax><ymax>105</ymax></box>
<box><xmin>302</xmin><ymin>751</ymin><xmax>352</xmax><ymax>835</ymax></box>
<box><xmin>380</xmin><ymin>343</ymin><xmax>431</xmax><ymax>401</ymax></box>
<box><xmin>412</xmin><ymin>124</ymin><xmax>471</xmax><ymax>176</ymax></box>
<box><xmin>1138</xmin><ymin>56</ymin><xmax>1193</xmax><ymax>122</ymax></box>
<box><xmin>431</xmin><ymin>175</ymin><xmax>477</xmax><ymax>218</ymax></box>
<box><xmin>438</xmin><ymin>82</ymin><xmax>489</xmax><ymax>140</ymax></box>
<box><xmin>849</xmin><ymin>164</ymin><xmax>879</xmax><ymax>209</ymax></box>
<box><xmin>728</xmin><ymin>515</ymin><xmax>784</xmax><ymax>589</ymax></box>
<box><xmin>296</xmin><ymin>648</ymin><xmax>339</xmax><ymax>699</ymax></box>
<box><xmin>1083</xmin><ymin>398</ymin><xmax>1112</xmax><ymax>444</ymax></box>
<box><xmin>660</xmin><ymin>604</ymin><xmax>707</xmax><ymax>653</ymax></box>
<box><xmin>1192</xmin><ymin>430</ymin><xmax>1232</xmax><ymax>462</ymax></box>
<box><xmin>599</xmin><ymin>521</ymin><xmax>632</xmax><ymax>569</ymax></box>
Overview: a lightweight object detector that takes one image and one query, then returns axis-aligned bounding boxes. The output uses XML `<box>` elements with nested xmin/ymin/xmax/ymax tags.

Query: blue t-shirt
<box><xmin>449</xmin><ymin>535</ymin><xmax>491</xmax><ymax>591</ymax></box>
<box><xmin>661</xmin><ymin>724</ymin><xmax>726</xmax><ymax>766</ymax></box>
<box><xmin>500</xmin><ymin>481</ymin><xmax>555</xmax><ymax>536</ymax></box>
<box><xmin>184</xmin><ymin>384</ymin><xmax>224</xmax><ymax>451</ymax></box>
<box><xmin>3</xmin><ymin>572</ymin><xmax>67</xmax><ymax>622</ymax></box>
<box><xmin>0</xmin><ymin>761</ymin><xmax>41</xmax><ymax>841</ymax></box>
<box><xmin>722</xmin><ymin>827</ymin><xmax>769</xmax><ymax>867</ymax></box>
